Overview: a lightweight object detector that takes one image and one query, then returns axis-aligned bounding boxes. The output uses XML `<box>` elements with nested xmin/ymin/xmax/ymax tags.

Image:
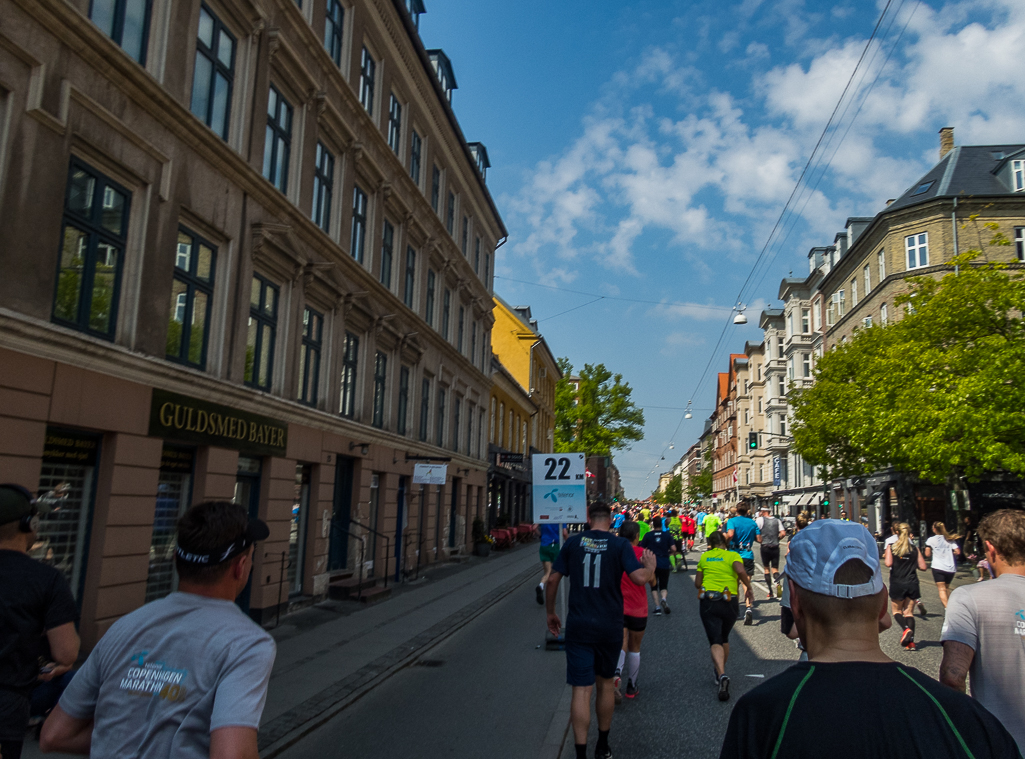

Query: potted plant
<box><xmin>472</xmin><ymin>518</ymin><xmax>493</xmax><ymax>557</ymax></box>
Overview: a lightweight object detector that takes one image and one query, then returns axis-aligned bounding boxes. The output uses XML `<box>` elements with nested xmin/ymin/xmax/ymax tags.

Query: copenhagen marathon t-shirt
<box><xmin>941</xmin><ymin>574</ymin><xmax>1025</xmax><ymax>753</ymax></box>
<box><xmin>553</xmin><ymin>530</ymin><xmax>643</xmax><ymax>644</ymax></box>
<box><xmin>640</xmin><ymin>529</ymin><xmax>680</xmax><ymax>570</ymax></box>
<box><xmin>719</xmin><ymin>660</ymin><xmax>1022</xmax><ymax>759</ymax></box>
<box><xmin>621</xmin><ymin>546</ymin><xmax>648</xmax><ymax>618</ymax></box>
<box><xmin>759</xmin><ymin>516</ymin><xmax>782</xmax><ymax>548</ymax></box>
<box><xmin>726</xmin><ymin>516</ymin><xmax>759</xmax><ymax>560</ymax></box>
<box><xmin>59</xmin><ymin>592</ymin><xmax>277</xmax><ymax>759</ymax></box>
<box><xmin>925</xmin><ymin>534</ymin><xmax>958</xmax><ymax>573</ymax></box>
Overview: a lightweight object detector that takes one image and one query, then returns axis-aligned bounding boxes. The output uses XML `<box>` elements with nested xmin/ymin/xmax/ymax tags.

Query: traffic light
<box><xmin>749</xmin><ymin>432</ymin><xmax>758</xmax><ymax>450</ymax></box>
<box><xmin>774</xmin><ymin>497</ymin><xmax>781</xmax><ymax>508</ymax></box>
<box><xmin>822</xmin><ymin>494</ymin><xmax>830</xmax><ymax>508</ymax></box>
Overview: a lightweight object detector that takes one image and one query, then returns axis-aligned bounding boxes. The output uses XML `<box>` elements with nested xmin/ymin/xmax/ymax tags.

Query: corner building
<box><xmin>0</xmin><ymin>0</ymin><xmax>504</xmax><ymax>646</ymax></box>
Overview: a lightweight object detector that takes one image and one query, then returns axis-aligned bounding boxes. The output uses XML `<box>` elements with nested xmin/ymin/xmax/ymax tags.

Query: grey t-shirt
<box><xmin>760</xmin><ymin>517</ymin><xmax>782</xmax><ymax>548</ymax></box>
<box><xmin>941</xmin><ymin>574</ymin><xmax>1025</xmax><ymax>753</ymax></box>
<box><xmin>60</xmin><ymin>592</ymin><xmax>276</xmax><ymax>758</ymax></box>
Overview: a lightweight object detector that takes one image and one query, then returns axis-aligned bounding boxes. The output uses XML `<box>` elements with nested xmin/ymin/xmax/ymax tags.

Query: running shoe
<box><xmin>744</xmin><ymin>608</ymin><xmax>753</xmax><ymax>626</ymax></box>
<box><xmin>900</xmin><ymin>627</ymin><xmax>914</xmax><ymax>647</ymax></box>
<box><xmin>595</xmin><ymin>746</ymin><xmax>613</xmax><ymax>759</ymax></box>
<box><xmin>717</xmin><ymin>675</ymin><xmax>730</xmax><ymax>701</ymax></box>
<box><xmin>625</xmin><ymin>682</ymin><xmax>639</xmax><ymax>699</ymax></box>
<box><xmin>714</xmin><ymin>669</ymin><xmax>721</xmax><ymax>685</ymax></box>
<box><xmin>907</xmin><ymin>641</ymin><xmax>917</xmax><ymax>652</ymax></box>
<box><xmin>917</xmin><ymin>601</ymin><xmax>928</xmax><ymax>617</ymax></box>
<box><xmin>661</xmin><ymin>599</ymin><xmax>671</xmax><ymax>615</ymax></box>
<box><xmin>535</xmin><ymin>585</ymin><xmax>544</xmax><ymax>605</ymax></box>
<box><xmin>654</xmin><ymin>606</ymin><xmax>663</xmax><ymax>616</ymax></box>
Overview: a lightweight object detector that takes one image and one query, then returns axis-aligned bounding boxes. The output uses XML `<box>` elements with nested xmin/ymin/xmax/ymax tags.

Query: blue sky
<box><xmin>417</xmin><ymin>0</ymin><xmax>1025</xmax><ymax>498</ymax></box>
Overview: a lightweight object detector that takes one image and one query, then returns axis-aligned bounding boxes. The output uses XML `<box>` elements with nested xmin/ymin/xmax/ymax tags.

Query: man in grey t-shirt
<box><xmin>41</xmin><ymin>501</ymin><xmax>276</xmax><ymax>759</ymax></box>
<box><xmin>940</xmin><ymin>509</ymin><xmax>1025</xmax><ymax>753</ymax></box>
<box><xmin>755</xmin><ymin>506</ymin><xmax>785</xmax><ymax>599</ymax></box>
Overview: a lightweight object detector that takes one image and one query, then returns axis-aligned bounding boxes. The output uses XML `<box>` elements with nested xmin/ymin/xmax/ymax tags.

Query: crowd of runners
<box><xmin>540</xmin><ymin>498</ymin><xmax>1025</xmax><ymax>759</ymax></box>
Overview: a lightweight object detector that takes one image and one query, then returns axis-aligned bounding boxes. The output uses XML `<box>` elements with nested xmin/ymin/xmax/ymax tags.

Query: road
<box><xmin>276</xmin><ymin>543</ymin><xmax>960</xmax><ymax>759</ymax></box>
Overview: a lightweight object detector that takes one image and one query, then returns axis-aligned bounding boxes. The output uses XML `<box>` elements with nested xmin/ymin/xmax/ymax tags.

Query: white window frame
<box><xmin>801</xmin><ymin>308</ymin><xmax>809</xmax><ymax>333</ymax></box>
<box><xmin>880</xmin><ymin>303</ymin><xmax>888</xmax><ymax>325</ymax></box>
<box><xmin>851</xmin><ymin>278</ymin><xmax>857</xmax><ymax>307</ymax></box>
<box><xmin>802</xmin><ymin>353</ymin><xmax>811</xmax><ymax>378</ymax></box>
<box><xmin>1015</xmin><ymin>227</ymin><xmax>1024</xmax><ymax>261</ymax></box>
<box><xmin>863</xmin><ymin>264</ymin><xmax>871</xmax><ymax>296</ymax></box>
<box><xmin>877</xmin><ymin>249</ymin><xmax>886</xmax><ymax>281</ymax></box>
<box><xmin>906</xmin><ymin>232</ymin><xmax>929</xmax><ymax>270</ymax></box>
<box><xmin>1013</xmin><ymin>160</ymin><xmax>1025</xmax><ymax>192</ymax></box>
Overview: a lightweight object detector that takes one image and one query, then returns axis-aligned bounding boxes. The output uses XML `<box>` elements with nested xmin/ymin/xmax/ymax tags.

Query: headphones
<box><xmin>0</xmin><ymin>484</ymin><xmax>40</xmax><ymax>533</ymax></box>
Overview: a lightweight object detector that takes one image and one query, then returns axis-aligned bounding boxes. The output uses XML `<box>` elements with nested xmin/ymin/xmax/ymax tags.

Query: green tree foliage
<box><xmin>686</xmin><ymin>447</ymin><xmax>714</xmax><ymax>502</ymax></box>
<box><xmin>554</xmin><ymin>358</ymin><xmax>644</xmax><ymax>457</ymax></box>
<box><xmin>653</xmin><ymin>474</ymin><xmax>682</xmax><ymax>504</ymax></box>
<box><xmin>791</xmin><ymin>246</ymin><xmax>1025</xmax><ymax>484</ymax></box>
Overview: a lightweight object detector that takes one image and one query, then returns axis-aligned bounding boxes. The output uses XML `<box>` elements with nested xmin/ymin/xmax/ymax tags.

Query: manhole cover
<box><xmin>413</xmin><ymin>659</ymin><xmax>445</xmax><ymax>667</ymax></box>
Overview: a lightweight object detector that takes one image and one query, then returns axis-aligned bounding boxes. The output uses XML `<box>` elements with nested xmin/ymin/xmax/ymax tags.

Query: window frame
<box><xmin>298</xmin><ymin>306</ymin><xmax>323</xmax><ymax>406</ymax></box>
<box><xmin>452</xmin><ymin>396</ymin><xmax>461</xmax><ymax>452</ymax></box>
<box><xmin>312</xmin><ymin>142</ymin><xmax>334</xmax><ymax>233</ymax></box>
<box><xmin>397</xmin><ymin>366</ymin><xmax>410</xmax><ymax>435</ymax></box>
<box><xmin>380</xmin><ymin>220</ymin><xmax>394</xmax><ymax>288</ymax></box>
<box><xmin>387</xmin><ymin>94</ymin><xmax>402</xmax><ymax>154</ymax></box>
<box><xmin>877</xmin><ymin>249</ymin><xmax>886</xmax><ymax>281</ymax></box>
<box><xmin>431</xmin><ymin>165</ymin><xmax>440</xmax><ymax>213</ymax></box>
<box><xmin>90</xmin><ymin>0</ymin><xmax>152</xmax><ymax>64</ymax></box>
<box><xmin>403</xmin><ymin>246</ymin><xmax>416</xmax><ymax>308</ymax></box>
<box><xmin>441</xmin><ymin>288</ymin><xmax>451</xmax><ymax>339</ymax></box>
<box><xmin>324</xmin><ymin>0</ymin><xmax>344</xmax><ymax>67</ymax></box>
<box><xmin>190</xmin><ymin>4</ymin><xmax>236</xmax><ymax>140</ymax></box>
<box><xmin>166</xmin><ymin>226</ymin><xmax>216</xmax><ymax>369</ymax></box>
<box><xmin>372</xmin><ymin>350</ymin><xmax>387</xmax><ymax>429</ymax></box>
<box><xmin>905</xmin><ymin>232</ymin><xmax>929</xmax><ymax>270</ymax></box>
<box><xmin>340</xmin><ymin>331</ymin><xmax>359</xmax><ymax>418</ymax></box>
<box><xmin>461</xmin><ymin>215</ymin><xmax>469</xmax><ymax>256</ymax></box>
<box><xmin>1015</xmin><ymin>227</ymin><xmax>1024</xmax><ymax>261</ymax></box>
<box><xmin>1013</xmin><ymin>160</ymin><xmax>1025</xmax><ymax>193</ymax></box>
<box><xmin>359</xmin><ymin>46</ymin><xmax>376</xmax><ymax>115</ymax></box>
<box><xmin>350</xmin><ymin>185</ymin><xmax>367</xmax><ymax>263</ymax></box>
<box><xmin>410</xmin><ymin>130</ymin><xmax>422</xmax><ymax>186</ymax></box>
<box><xmin>245</xmin><ymin>274</ymin><xmax>278</xmax><ymax>390</ymax></box>
<box><xmin>446</xmin><ymin>191</ymin><xmax>455</xmax><ymax>235</ymax></box>
<box><xmin>436</xmin><ymin>387</ymin><xmax>446</xmax><ymax>447</ymax></box>
<box><xmin>419</xmin><ymin>377</ymin><xmax>430</xmax><ymax>442</ymax></box>
<box><xmin>263</xmin><ymin>85</ymin><xmax>292</xmax><ymax>194</ymax></box>
<box><xmin>53</xmin><ymin>159</ymin><xmax>132</xmax><ymax>340</ymax></box>
<box><xmin>474</xmin><ymin>237</ymin><xmax>480</xmax><ymax>274</ymax></box>
<box><xmin>457</xmin><ymin>305</ymin><xmax>464</xmax><ymax>353</ymax></box>
<box><xmin>425</xmin><ymin>269</ymin><xmax>435</xmax><ymax>327</ymax></box>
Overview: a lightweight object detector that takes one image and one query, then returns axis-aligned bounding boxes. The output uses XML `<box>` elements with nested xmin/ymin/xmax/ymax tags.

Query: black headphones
<box><xmin>0</xmin><ymin>484</ymin><xmax>40</xmax><ymax>533</ymax></box>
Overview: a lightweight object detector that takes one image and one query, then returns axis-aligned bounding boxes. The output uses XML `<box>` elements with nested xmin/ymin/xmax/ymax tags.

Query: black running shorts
<box><xmin>931</xmin><ymin>569</ymin><xmax>955</xmax><ymax>584</ymax></box>
<box><xmin>699</xmin><ymin>597</ymin><xmax>740</xmax><ymax>646</ymax></box>
<box><xmin>623</xmin><ymin>614</ymin><xmax>648</xmax><ymax>632</ymax></box>
<box><xmin>654</xmin><ymin>567</ymin><xmax>671</xmax><ymax>592</ymax></box>
<box><xmin>565</xmin><ymin>639</ymin><xmax>620</xmax><ymax>686</ymax></box>
<box><xmin>743</xmin><ymin>558</ymin><xmax>756</xmax><ymax>576</ymax></box>
<box><xmin>760</xmin><ymin>545</ymin><xmax>780</xmax><ymax>570</ymax></box>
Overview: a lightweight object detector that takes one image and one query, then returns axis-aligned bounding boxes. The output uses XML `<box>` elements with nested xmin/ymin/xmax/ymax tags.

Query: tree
<box><xmin>791</xmin><ymin>246</ymin><xmax>1025</xmax><ymax>485</ymax></box>
<box><xmin>654</xmin><ymin>474</ymin><xmax>682</xmax><ymax>504</ymax></box>
<box><xmin>553</xmin><ymin>358</ymin><xmax>645</xmax><ymax>457</ymax></box>
<box><xmin>686</xmin><ymin>447</ymin><xmax>714</xmax><ymax>502</ymax></box>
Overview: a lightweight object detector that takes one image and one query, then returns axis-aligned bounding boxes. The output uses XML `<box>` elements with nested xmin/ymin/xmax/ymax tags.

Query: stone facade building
<box><xmin>0</xmin><ymin>0</ymin><xmax>504</xmax><ymax>645</ymax></box>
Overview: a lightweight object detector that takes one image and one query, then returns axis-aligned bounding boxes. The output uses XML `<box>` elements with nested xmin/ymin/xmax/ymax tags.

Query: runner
<box><xmin>694</xmin><ymin>531</ymin><xmax>752</xmax><ymax>701</ymax></box>
<box><xmin>695</xmin><ymin>509</ymin><xmax>707</xmax><ymax>545</ymax></box>
<box><xmin>546</xmin><ymin>502</ymin><xmax>656</xmax><ymax>759</ymax></box>
<box><xmin>884</xmin><ymin>522</ymin><xmax>927</xmax><ymax>651</ymax></box>
<box><xmin>611</xmin><ymin>508</ymin><xmax>626</xmax><ymax>532</ymax></box>
<box><xmin>641</xmin><ymin>518</ymin><xmax>682</xmax><ymax>615</ymax></box>
<box><xmin>614</xmin><ymin>521</ymin><xmax>649</xmax><ymax>702</ymax></box>
<box><xmin>637</xmin><ymin>516</ymin><xmax>652</xmax><ymax>542</ymax></box>
<box><xmin>682</xmin><ymin>511</ymin><xmax>697</xmax><ymax>553</ymax></box>
<box><xmin>884</xmin><ymin>522</ymin><xmax>927</xmax><ymax>616</ymax></box>
<box><xmin>667</xmin><ymin>510</ymin><xmax>685</xmax><ymax>573</ymax></box>
<box><xmin>724</xmin><ymin>504</ymin><xmax>759</xmax><ymax>625</ymax></box>
<box><xmin>537</xmin><ymin>522</ymin><xmax>564</xmax><ymax>604</ymax></box>
<box><xmin>924</xmin><ymin>521</ymin><xmax>961</xmax><ymax>608</ymax></box>
<box><xmin>756</xmin><ymin>506</ymin><xmax>785</xmax><ymax>599</ymax></box>
<box><xmin>702</xmin><ymin>509</ymin><xmax>721</xmax><ymax>542</ymax></box>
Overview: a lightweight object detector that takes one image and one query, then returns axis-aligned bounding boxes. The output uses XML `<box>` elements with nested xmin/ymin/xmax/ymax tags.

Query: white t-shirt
<box><xmin>884</xmin><ymin>534</ymin><xmax>898</xmax><ymax>546</ymax></box>
<box><xmin>926</xmin><ymin>534</ymin><xmax>957</xmax><ymax>573</ymax></box>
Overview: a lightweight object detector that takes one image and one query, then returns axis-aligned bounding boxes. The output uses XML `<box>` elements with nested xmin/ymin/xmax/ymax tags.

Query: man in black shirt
<box><xmin>719</xmin><ymin>520</ymin><xmax>1021</xmax><ymax>759</ymax></box>
<box><xmin>640</xmin><ymin>519</ymin><xmax>682</xmax><ymax>615</ymax></box>
<box><xmin>547</xmin><ymin>502</ymin><xmax>655</xmax><ymax>759</ymax></box>
<box><xmin>0</xmin><ymin>484</ymin><xmax>80</xmax><ymax>759</ymax></box>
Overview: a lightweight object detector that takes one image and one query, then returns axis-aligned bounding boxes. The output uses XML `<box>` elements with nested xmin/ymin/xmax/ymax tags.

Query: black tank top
<box><xmin>890</xmin><ymin>546</ymin><xmax>919</xmax><ymax>584</ymax></box>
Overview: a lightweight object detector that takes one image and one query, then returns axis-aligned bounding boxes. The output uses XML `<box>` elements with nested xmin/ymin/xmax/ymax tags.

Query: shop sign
<box><xmin>413</xmin><ymin>463</ymin><xmax>447</xmax><ymax>485</ymax></box>
<box><xmin>149</xmin><ymin>389</ymin><xmax>288</xmax><ymax>456</ymax></box>
<box><xmin>43</xmin><ymin>431</ymin><xmax>99</xmax><ymax>466</ymax></box>
<box><xmin>160</xmin><ymin>446</ymin><xmax>195</xmax><ymax>473</ymax></box>
<box><xmin>773</xmin><ymin>456</ymin><xmax>781</xmax><ymax>487</ymax></box>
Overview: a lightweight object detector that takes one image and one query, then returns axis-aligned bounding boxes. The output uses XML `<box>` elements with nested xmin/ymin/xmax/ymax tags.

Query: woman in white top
<box><xmin>924</xmin><ymin>521</ymin><xmax>961</xmax><ymax>607</ymax></box>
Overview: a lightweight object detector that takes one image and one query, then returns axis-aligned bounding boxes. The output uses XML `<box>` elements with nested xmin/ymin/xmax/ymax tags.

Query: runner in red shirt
<box><xmin>614</xmin><ymin>521</ymin><xmax>649</xmax><ymax>701</ymax></box>
<box><xmin>682</xmin><ymin>512</ymin><xmax>697</xmax><ymax>552</ymax></box>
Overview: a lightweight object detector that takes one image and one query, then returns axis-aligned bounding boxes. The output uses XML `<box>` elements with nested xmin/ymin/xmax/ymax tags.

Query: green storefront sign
<box><xmin>149</xmin><ymin>389</ymin><xmax>288</xmax><ymax>456</ymax></box>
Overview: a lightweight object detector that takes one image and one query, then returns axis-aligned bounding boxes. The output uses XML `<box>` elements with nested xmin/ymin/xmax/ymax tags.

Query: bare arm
<box><xmin>884</xmin><ymin>545</ymin><xmax>893</xmax><ymax>568</ymax></box>
<box><xmin>41</xmin><ymin>622</ymin><xmax>80</xmax><ymax>681</ymax></box>
<box><xmin>916</xmin><ymin>550</ymin><xmax>928</xmax><ymax>571</ymax></box>
<box><xmin>694</xmin><ymin>570</ymin><xmax>704</xmax><ymax>592</ymax></box>
<box><xmin>628</xmin><ymin>549</ymin><xmax>656</xmax><ymax>585</ymax></box>
<box><xmin>40</xmin><ymin>704</ymin><xmax>93</xmax><ymax>754</ymax></box>
<box><xmin>545</xmin><ymin>571</ymin><xmax>563</xmax><ymax>637</ymax></box>
<box><xmin>210</xmin><ymin>726</ymin><xmax>260</xmax><ymax>759</ymax></box>
<box><xmin>733</xmin><ymin>562</ymin><xmax>754</xmax><ymax>602</ymax></box>
<box><xmin>940</xmin><ymin>641</ymin><xmax>975</xmax><ymax>693</ymax></box>
<box><xmin>924</xmin><ymin>546</ymin><xmax>932</xmax><ymax>559</ymax></box>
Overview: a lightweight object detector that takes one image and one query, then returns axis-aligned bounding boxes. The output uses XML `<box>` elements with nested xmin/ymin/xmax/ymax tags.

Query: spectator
<box><xmin>720</xmin><ymin>520</ymin><xmax>1021</xmax><ymax>759</ymax></box>
<box><xmin>941</xmin><ymin>509</ymin><xmax>1025</xmax><ymax>754</ymax></box>
<box><xmin>0</xmin><ymin>485</ymin><xmax>80</xmax><ymax>759</ymax></box>
<box><xmin>41</xmin><ymin>501</ymin><xmax>276</xmax><ymax>758</ymax></box>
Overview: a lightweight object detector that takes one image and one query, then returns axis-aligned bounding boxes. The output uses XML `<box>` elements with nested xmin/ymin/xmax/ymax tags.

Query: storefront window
<box><xmin>146</xmin><ymin>447</ymin><xmax>194</xmax><ymax>602</ymax></box>
<box><xmin>289</xmin><ymin>465</ymin><xmax>310</xmax><ymax>595</ymax></box>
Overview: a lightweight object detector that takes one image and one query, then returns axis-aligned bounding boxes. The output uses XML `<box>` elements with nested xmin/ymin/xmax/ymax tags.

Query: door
<box><xmin>289</xmin><ymin>465</ymin><xmax>311</xmax><ymax>595</ymax></box>
<box><xmin>233</xmin><ymin>455</ymin><xmax>262</xmax><ymax>613</ymax></box>
<box><xmin>145</xmin><ymin>446</ymin><xmax>195</xmax><ymax>602</ymax></box>
<box><xmin>328</xmin><ymin>457</ymin><xmax>355</xmax><ymax>571</ymax></box>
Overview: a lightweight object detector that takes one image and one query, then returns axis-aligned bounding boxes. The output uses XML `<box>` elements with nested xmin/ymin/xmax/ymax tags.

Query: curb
<box><xmin>258</xmin><ymin>564</ymin><xmax>539</xmax><ymax>758</ymax></box>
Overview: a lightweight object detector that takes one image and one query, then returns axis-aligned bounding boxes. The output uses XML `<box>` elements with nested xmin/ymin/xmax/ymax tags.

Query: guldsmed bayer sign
<box><xmin>532</xmin><ymin>453</ymin><xmax>587</xmax><ymax>524</ymax></box>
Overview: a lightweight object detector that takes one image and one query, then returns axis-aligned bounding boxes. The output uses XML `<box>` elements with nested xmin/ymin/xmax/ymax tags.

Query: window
<box><xmin>862</xmin><ymin>316</ymin><xmax>873</xmax><ymax>329</ymax></box>
<box><xmin>470</xmin><ymin>322</ymin><xmax>477</xmax><ymax>367</ymax></box>
<box><xmin>838</xmin><ymin>289</ymin><xmax>845</xmax><ymax>317</ymax></box>
<box><xmin>1013</xmin><ymin>160</ymin><xmax>1025</xmax><ymax>192</ymax></box>
<box><xmin>446</xmin><ymin>191</ymin><xmax>455</xmax><ymax>235</ymax></box>
<box><xmin>90</xmin><ymin>0</ymin><xmax>150</xmax><ymax>63</ymax></box>
<box><xmin>851</xmin><ymin>278</ymin><xmax>857</xmax><ymax>306</ymax></box>
<box><xmin>910</xmin><ymin>180</ymin><xmax>934</xmax><ymax>196</ymax></box>
<box><xmin>359</xmin><ymin>47</ymin><xmax>375</xmax><ymax>114</ymax></box>
<box><xmin>441</xmin><ymin>288</ymin><xmax>451</xmax><ymax>339</ymax></box>
<box><xmin>1015</xmin><ymin>227</ymin><xmax>1024</xmax><ymax>261</ymax></box>
<box><xmin>245</xmin><ymin>275</ymin><xmax>278</xmax><ymax>390</ymax></box>
<box><xmin>777</xmin><ymin>340</ymin><xmax>783</xmax><ymax>359</ymax></box>
<box><xmin>780</xmin><ymin>417</ymin><xmax>786</xmax><ymax>437</ymax></box>
<box><xmin>801</xmin><ymin>308</ymin><xmax>809</xmax><ymax>333</ymax></box>
<box><xmin>777</xmin><ymin>378</ymin><xmax>785</xmax><ymax>397</ymax></box>
<box><xmin>757</xmin><ymin>397</ymin><xmax>762</xmax><ymax>414</ymax></box>
<box><xmin>54</xmin><ymin>161</ymin><xmax>130</xmax><ymax>338</ymax></box>
<box><xmin>786</xmin><ymin>312</ymin><xmax>793</xmax><ymax>337</ymax></box>
<box><xmin>190</xmin><ymin>5</ymin><xmax>235</xmax><ymax>140</ymax></box>
<box><xmin>324</xmin><ymin>0</ymin><xmax>344</xmax><ymax>66</ymax></box>
<box><xmin>461</xmin><ymin>216</ymin><xmax>469</xmax><ymax>256</ymax></box>
<box><xmin>878</xmin><ymin>249</ymin><xmax>886</xmax><ymax>281</ymax></box>
<box><xmin>478</xmin><ymin>409</ymin><xmax>485</xmax><ymax>457</ymax></box>
<box><xmin>483</xmin><ymin>252</ymin><xmax>490</xmax><ymax>288</ymax></box>
<box><xmin>425</xmin><ymin>269</ymin><xmax>436</xmax><ymax>327</ymax></box>
<box><xmin>813</xmin><ymin>305</ymin><xmax>821</xmax><ymax>331</ymax></box>
<box><xmin>788</xmin><ymin>357</ymin><xmax>794</xmax><ymax>380</ymax></box>
<box><xmin>431</xmin><ymin>166</ymin><xmax>440</xmax><ymax>213</ymax></box>
<box><xmin>419</xmin><ymin>378</ymin><xmax>430</xmax><ymax>442</ymax></box>
<box><xmin>403</xmin><ymin>247</ymin><xmax>416</xmax><ymax>307</ymax></box>
<box><xmin>410</xmin><ymin>130</ymin><xmax>422</xmax><ymax>185</ymax></box>
<box><xmin>397</xmin><ymin>366</ymin><xmax>409</xmax><ymax>435</ymax></box>
<box><xmin>466</xmin><ymin>404</ymin><xmax>473</xmax><ymax>457</ymax></box>
<box><xmin>802</xmin><ymin>353</ymin><xmax>811</xmax><ymax>378</ymax></box>
<box><xmin>340</xmin><ymin>332</ymin><xmax>359</xmax><ymax>418</ymax></box>
<box><xmin>298</xmin><ymin>307</ymin><xmax>322</xmax><ymax>405</ymax></box>
<box><xmin>380</xmin><ymin>221</ymin><xmax>394</xmax><ymax>288</ymax></box>
<box><xmin>474</xmin><ymin>237</ymin><xmax>481</xmax><ymax>274</ymax></box>
<box><xmin>166</xmin><ymin>228</ymin><xmax>215</xmax><ymax>368</ymax></box>
<box><xmin>372</xmin><ymin>351</ymin><xmax>387</xmax><ymax>428</ymax></box>
<box><xmin>457</xmin><ymin>306</ymin><xmax>464</xmax><ymax>352</ymax></box>
<box><xmin>452</xmin><ymin>397</ymin><xmax>461</xmax><ymax>452</ymax></box>
<box><xmin>436</xmin><ymin>388</ymin><xmax>446</xmax><ymax>446</ymax></box>
<box><xmin>881</xmin><ymin>303</ymin><xmax>888</xmax><ymax>325</ymax></box>
<box><xmin>312</xmin><ymin>142</ymin><xmax>334</xmax><ymax>233</ymax></box>
<box><xmin>263</xmin><ymin>86</ymin><xmax>292</xmax><ymax>193</ymax></box>
<box><xmin>350</xmin><ymin>185</ymin><xmax>367</xmax><ymax>263</ymax></box>
<box><xmin>906</xmin><ymin>232</ymin><xmax>928</xmax><ymax>269</ymax></box>
<box><xmin>386</xmin><ymin>95</ymin><xmax>403</xmax><ymax>154</ymax></box>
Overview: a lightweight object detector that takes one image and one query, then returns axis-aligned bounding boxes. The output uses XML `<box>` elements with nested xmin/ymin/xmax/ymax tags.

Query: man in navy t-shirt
<box><xmin>547</xmin><ymin>502</ymin><xmax>655</xmax><ymax>759</ymax></box>
<box><xmin>640</xmin><ymin>520</ymin><xmax>682</xmax><ymax>615</ymax></box>
<box><xmin>725</xmin><ymin>504</ymin><xmax>760</xmax><ymax>625</ymax></box>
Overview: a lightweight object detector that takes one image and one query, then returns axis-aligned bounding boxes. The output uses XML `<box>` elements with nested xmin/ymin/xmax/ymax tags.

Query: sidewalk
<box><xmin>23</xmin><ymin>541</ymin><xmax>542</xmax><ymax>759</ymax></box>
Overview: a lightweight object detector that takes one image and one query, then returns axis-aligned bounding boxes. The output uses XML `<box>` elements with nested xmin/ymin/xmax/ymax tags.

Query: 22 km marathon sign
<box><xmin>532</xmin><ymin>453</ymin><xmax>587</xmax><ymax>524</ymax></box>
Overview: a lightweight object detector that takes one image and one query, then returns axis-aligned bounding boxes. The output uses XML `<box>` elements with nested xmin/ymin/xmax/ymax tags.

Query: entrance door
<box><xmin>328</xmin><ymin>457</ymin><xmax>355</xmax><ymax>571</ymax></box>
<box><xmin>233</xmin><ymin>455</ymin><xmax>262</xmax><ymax>613</ymax></box>
<box><xmin>288</xmin><ymin>465</ymin><xmax>311</xmax><ymax>595</ymax></box>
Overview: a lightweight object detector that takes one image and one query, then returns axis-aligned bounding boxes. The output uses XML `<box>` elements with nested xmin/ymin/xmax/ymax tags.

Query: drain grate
<box><xmin>412</xmin><ymin>659</ymin><xmax>445</xmax><ymax>667</ymax></box>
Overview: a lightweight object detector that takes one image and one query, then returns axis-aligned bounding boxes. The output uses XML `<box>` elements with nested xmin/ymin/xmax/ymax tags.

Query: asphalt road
<box><xmin>277</xmin><ymin>543</ymin><xmax>966</xmax><ymax>759</ymax></box>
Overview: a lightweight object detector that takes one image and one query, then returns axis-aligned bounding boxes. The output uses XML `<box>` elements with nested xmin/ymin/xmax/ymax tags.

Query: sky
<box><xmin>415</xmin><ymin>0</ymin><xmax>1025</xmax><ymax>498</ymax></box>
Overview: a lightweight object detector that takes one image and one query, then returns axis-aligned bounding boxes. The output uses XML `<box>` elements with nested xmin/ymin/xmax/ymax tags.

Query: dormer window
<box><xmin>1013</xmin><ymin>160</ymin><xmax>1025</xmax><ymax>192</ymax></box>
<box><xmin>468</xmin><ymin>142</ymin><xmax>490</xmax><ymax>181</ymax></box>
<box><xmin>405</xmin><ymin>0</ymin><xmax>425</xmax><ymax>30</ymax></box>
<box><xmin>427</xmin><ymin>49</ymin><xmax>457</xmax><ymax>103</ymax></box>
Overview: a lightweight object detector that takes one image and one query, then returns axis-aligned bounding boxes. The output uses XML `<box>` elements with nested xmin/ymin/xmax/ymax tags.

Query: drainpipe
<box><xmin>952</xmin><ymin>197</ymin><xmax>959</xmax><ymax>275</ymax></box>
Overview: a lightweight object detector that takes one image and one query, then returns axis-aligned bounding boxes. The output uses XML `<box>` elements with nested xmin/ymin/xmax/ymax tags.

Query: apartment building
<box><xmin>0</xmin><ymin>0</ymin><xmax>505</xmax><ymax>644</ymax></box>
